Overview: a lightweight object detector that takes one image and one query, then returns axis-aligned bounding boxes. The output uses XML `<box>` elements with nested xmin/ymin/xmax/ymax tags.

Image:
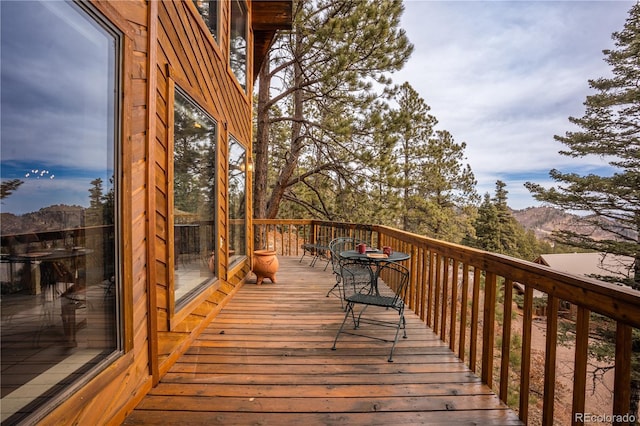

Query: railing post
<box><xmin>542</xmin><ymin>295</ymin><xmax>559</xmax><ymax>425</ymax></box>
<box><xmin>458</xmin><ymin>264</ymin><xmax>470</xmax><ymax>362</ymax></box>
<box><xmin>434</xmin><ymin>253</ymin><xmax>442</xmax><ymax>334</ymax></box>
<box><xmin>440</xmin><ymin>256</ymin><xmax>449</xmax><ymax>340</ymax></box>
<box><xmin>449</xmin><ymin>259</ymin><xmax>459</xmax><ymax>352</ymax></box>
<box><xmin>520</xmin><ymin>285</ymin><xmax>534</xmax><ymax>424</ymax></box>
<box><xmin>481</xmin><ymin>272</ymin><xmax>497</xmax><ymax>387</ymax></box>
<box><xmin>613</xmin><ymin>323</ymin><xmax>632</xmax><ymax>425</ymax></box>
<box><xmin>417</xmin><ymin>246</ymin><xmax>425</xmax><ymax>321</ymax></box>
<box><xmin>572</xmin><ymin>306</ymin><xmax>589</xmax><ymax>425</ymax></box>
<box><xmin>426</xmin><ymin>251</ymin><xmax>435</xmax><ymax>328</ymax></box>
<box><xmin>469</xmin><ymin>268</ymin><xmax>481</xmax><ymax>373</ymax></box>
<box><xmin>500</xmin><ymin>278</ymin><xmax>514</xmax><ymax>403</ymax></box>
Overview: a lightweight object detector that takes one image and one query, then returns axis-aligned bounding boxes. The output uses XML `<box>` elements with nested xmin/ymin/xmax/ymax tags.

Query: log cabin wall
<box><xmin>31</xmin><ymin>0</ymin><xmax>278</xmax><ymax>424</ymax></box>
<box><xmin>153</xmin><ymin>0</ymin><xmax>254</xmax><ymax>378</ymax></box>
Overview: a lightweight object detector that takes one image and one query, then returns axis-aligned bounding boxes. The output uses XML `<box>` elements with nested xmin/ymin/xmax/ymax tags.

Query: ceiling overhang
<box><xmin>252</xmin><ymin>0</ymin><xmax>293</xmax><ymax>82</ymax></box>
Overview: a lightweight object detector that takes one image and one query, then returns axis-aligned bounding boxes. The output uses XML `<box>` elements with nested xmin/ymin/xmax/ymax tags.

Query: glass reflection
<box><xmin>228</xmin><ymin>138</ymin><xmax>247</xmax><ymax>266</ymax></box>
<box><xmin>173</xmin><ymin>89</ymin><xmax>217</xmax><ymax>305</ymax></box>
<box><xmin>193</xmin><ymin>0</ymin><xmax>218</xmax><ymax>42</ymax></box>
<box><xmin>0</xmin><ymin>1</ymin><xmax>119</xmax><ymax>423</ymax></box>
<box><xmin>230</xmin><ymin>0</ymin><xmax>247</xmax><ymax>90</ymax></box>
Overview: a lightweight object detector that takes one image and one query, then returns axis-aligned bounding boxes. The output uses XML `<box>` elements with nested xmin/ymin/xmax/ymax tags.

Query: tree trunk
<box><xmin>254</xmin><ymin>51</ymin><xmax>271</xmax><ymax>219</ymax></box>
<box><xmin>402</xmin><ymin>137</ymin><xmax>410</xmax><ymax>231</ymax></box>
<box><xmin>265</xmin><ymin>33</ymin><xmax>304</xmax><ymax>219</ymax></box>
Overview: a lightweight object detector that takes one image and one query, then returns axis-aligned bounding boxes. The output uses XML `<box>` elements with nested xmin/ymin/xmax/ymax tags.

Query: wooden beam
<box><xmin>251</xmin><ymin>0</ymin><xmax>292</xmax><ymax>82</ymax></box>
<box><xmin>253</xmin><ymin>29</ymin><xmax>276</xmax><ymax>81</ymax></box>
<box><xmin>252</xmin><ymin>0</ymin><xmax>293</xmax><ymax>31</ymax></box>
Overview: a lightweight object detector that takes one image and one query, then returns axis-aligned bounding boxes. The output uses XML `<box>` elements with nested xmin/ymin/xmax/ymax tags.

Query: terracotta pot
<box><xmin>252</xmin><ymin>249</ymin><xmax>279</xmax><ymax>285</ymax></box>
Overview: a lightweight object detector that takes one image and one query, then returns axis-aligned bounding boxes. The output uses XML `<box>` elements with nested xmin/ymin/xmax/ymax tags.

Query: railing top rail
<box><xmin>0</xmin><ymin>225</ymin><xmax>113</xmax><ymax>245</ymax></box>
<box><xmin>253</xmin><ymin>219</ymin><xmax>314</xmax><ymax>226</ymax></box>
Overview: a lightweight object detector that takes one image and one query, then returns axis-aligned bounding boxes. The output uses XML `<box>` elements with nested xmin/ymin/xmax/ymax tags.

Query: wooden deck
<box><xmin>123</xmin><ymin>256</ymin><xmax>522</xmax><ymax>425</ymax></box>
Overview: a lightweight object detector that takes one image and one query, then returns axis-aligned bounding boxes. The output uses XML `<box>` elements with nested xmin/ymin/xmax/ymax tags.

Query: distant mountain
<box><xmin>511</xmin><ymin>207</ymin><xmax>573</xmax><ymax>241</ymax></box>
<box><xmin>0</xmin><ymin>204</ymin><xmax>85</xmax><ymax>236</ymax></box>
<box><xmin>512</xmin><ymin>206</ymin><xmax>635</xmax><ymax>242</ymax></box>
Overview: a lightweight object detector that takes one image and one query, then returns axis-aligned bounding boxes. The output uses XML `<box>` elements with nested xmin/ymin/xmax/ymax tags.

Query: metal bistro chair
<box><xmin>339</xmin><ymin>259</ymin><xmax>375</xmax><ymax>299</ymax></box>
<box><xmin>326</xmin><ymin>237</ymin><xmax>369</xmax><ymax>307</ymax></box>
<box><xmin>332</xmin><ymin>261</ymin><xmax>410</xmax><ymax>362</ymax></box>
<box><xmin>299</xmin><ymin>235</ymin><xmax>330</xmax><ymax>269</ymax></box>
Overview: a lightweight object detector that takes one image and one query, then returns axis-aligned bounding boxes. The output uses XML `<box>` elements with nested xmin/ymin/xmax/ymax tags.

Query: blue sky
<box><xmin>1</xmin><ymin>1</ymin><xmax>114</xmax><ymax>216</ymax></box>
<box><xmin>392</xmin><ymin>0</ymin><xmax>634</xmax><ymax>210</ymax></box>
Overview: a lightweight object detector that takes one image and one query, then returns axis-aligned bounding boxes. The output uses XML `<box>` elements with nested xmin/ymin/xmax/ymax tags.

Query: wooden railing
<box><xmin>254</xmin><ymin>219</ymin><xmax>640</xmax><ymax>425</ymax></box>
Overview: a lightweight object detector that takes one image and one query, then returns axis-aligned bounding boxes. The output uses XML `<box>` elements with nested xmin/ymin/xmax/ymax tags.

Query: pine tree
<box><xmin>387</xmin><ymin>82</ymin><xmax>438</xmax><ymax>232</ymax></box>
<box><xmin>492</xmin><ymin>180</ymin><xmax>519</xmax><ymax>255</ymax></box>
<box><xmin>86</xmin><ymin>178</ymin><xmax>104</xmax><ymax>225</ymax></box>
<box><xmin>253</xmin><ymin>0</ymin><xmax>413</xmax><ymax>220</ymax></box>
<box><xmin>415</xmin><ymin>130</ymin><xmax>478</xmax><ymax>242</ymax></box>
<box><xmin>0</xmin><ymin>179</ymin><xmax>23</xmax><ymax>200</ymax></box>
<box><xmin>473</xmin><ymin>193</ymin><xmax>502</xmax><ymax>253</ymax></box>
<box><xmin>525</xmin><ymin>3</ymin><xmax>639</xmax><ymax>290</ymax></box>
<box><xmin>364</xmin><ymin>105</ymin><xmax>404</xmax><ymax>227</ymax></box>
<box><xmin>471</xmin><ymin>181</ymin><xmax>548</xmax><ymax>260</ymax></box>
<box><xmin>526</xmin><ymin>4</ymin><xmax>640</xmax><ymax>417</ymax></box>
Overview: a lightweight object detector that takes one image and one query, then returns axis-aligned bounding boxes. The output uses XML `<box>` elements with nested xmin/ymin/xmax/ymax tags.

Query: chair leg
<box><xmin>322</xmin><ymin>253</ymin><xmax>330</xmax><ymax>271</ymax></box>
<box><xmin>325</xmin><ymin>281</ymin><xmax>340</xmax><ymax>298</ymax></box>
<box><xmin>332</xmin><ymin>301</ymin><xmax>355</xmax><ymax>351</ymax></box>
<box><xmin>388</xmin><ymin>308</ymin><xmax>407</xmax><ymax>362</ymax></box>
<box><xmin>355</xmin><ymin>304</ymin><xmax>371</xmax><ymax>328</ymax></box>
<box><xmin>326</xmin><ymin>277</ymin><xmax>344</xmax><ymax>308</ymax></box>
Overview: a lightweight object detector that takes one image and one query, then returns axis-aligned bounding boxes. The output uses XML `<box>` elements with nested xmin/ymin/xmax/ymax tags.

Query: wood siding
<box><xmin>37</xmin><ymin>0</ymin><xmax>275</xmax><ymax>423</ymax></box>
<box><xmin>154</xmin><ymin>0</ymin><xmax>253</xmax><ymax>379</ymax></box>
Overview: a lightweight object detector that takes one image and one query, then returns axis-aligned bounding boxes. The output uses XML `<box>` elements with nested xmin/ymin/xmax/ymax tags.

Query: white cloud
<box><xmin>393</xmin><ymin>0</ymin><xmax>634</xmax><ymax>210</ymax></box>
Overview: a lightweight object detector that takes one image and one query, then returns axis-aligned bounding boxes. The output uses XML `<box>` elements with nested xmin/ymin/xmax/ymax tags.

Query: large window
<box><xmin>228</xmin><ymin>138</ymin><xmax>247</xmax><ymax>267</ymax></box>
<box><xmin>173</xmin><ymin>88</ymin><xmax>218</xmax><ymax>307</ymax></box>
<box><xmin>193</xmin><ymin>0</ymin><xmax>219</xmax><ymax>43</ymax></box>
<box><xmin>0</xmin><ymin>1</ymin><xmax>120</xmax><ymax>422</ymax></box>
<box><xmin>230</xmin><ymin>0</ymin><xmax>248</xmax><ymax>90</ymax></box>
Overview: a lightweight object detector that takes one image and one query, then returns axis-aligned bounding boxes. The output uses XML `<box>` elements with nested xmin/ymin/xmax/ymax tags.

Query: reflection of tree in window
<box><xmin>192</xmin><ymin>0</ymin><xmax>218</xmax><ymax>42</ymax></box>
<box><xmin>230</xmin><ymin>0</ymin><xmax>247</xmax><ymax>90</ymax></box>
<box><xmin>229</xmin><ymin>154</ymin><xmax>245</xmax><ymax>218</ymax></box>
<box><xmin>174</xmin><ymin>93</ymin><xmax>216</xmax><ymax>218</ymax></box>
<box><xmin>0</xmin><ymin>179</ymin><xmax>23</xmax><ymax>200</ymax></box>
<box><xmin>173</xmin><ymin>88</ymin><xmax>217</xmax><ymax>305</ymax></box>
<box><xmin>87</xmin><ymin>176</ymin><xmax>115</xmax><ymax>226</ymax></box>
<box><xmin>228</xmin><ymin>138</ymin><xmax>246</xmax><ymax>265</ymax></box>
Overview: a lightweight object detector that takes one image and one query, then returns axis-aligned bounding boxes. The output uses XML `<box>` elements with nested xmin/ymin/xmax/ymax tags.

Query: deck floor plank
<box><xmin>123</xmin><ymin>256</ymin><xmax>522</xmax><ymax>425</ymax></box>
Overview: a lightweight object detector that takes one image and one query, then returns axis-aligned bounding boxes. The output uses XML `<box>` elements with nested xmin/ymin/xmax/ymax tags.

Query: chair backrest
<box><xmin>339</xmin><ymin>260</ymin><xmax>373</xmax><ymax>298</ymax></box>
<box><xmin>375</xmin><ymin>261</ymin><xmax>410</xmax><ymax>305</ymax></box>
<box><xmin>328</xmin><ymin>237</ymin><xmax>366</xmax><ymax>275</ymax></box>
